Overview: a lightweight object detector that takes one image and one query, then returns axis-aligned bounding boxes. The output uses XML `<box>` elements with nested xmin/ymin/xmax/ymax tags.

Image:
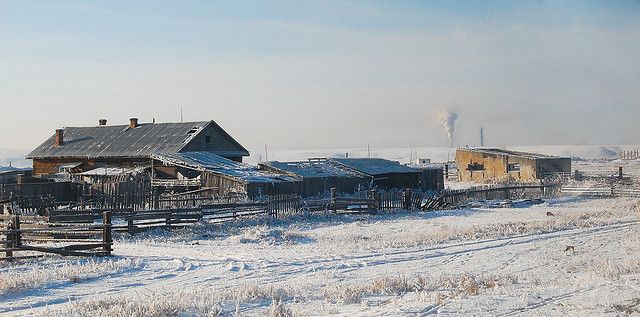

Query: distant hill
<box><xmin>0</xmin><ymin>148</ymin><xmax>30</xmax><ymax>168</ymax></box>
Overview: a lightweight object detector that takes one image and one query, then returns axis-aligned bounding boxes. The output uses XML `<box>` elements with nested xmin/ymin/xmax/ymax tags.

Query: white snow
<box><xmin>1</xmin><ymin>195</ymin><xmax>639</xmax><ymax>316</ymax></box>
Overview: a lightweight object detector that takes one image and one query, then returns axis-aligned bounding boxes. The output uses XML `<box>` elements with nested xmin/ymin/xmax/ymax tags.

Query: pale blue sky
<box><xmin>0</xmin><ymin>1</ymin><xmax>639</xmax><ymax>153</ymax></box>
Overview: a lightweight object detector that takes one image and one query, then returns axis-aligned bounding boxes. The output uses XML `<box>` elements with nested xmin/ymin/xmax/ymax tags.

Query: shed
<box><xmin>258</xmin><ymin>160</ymin><xmax>370</xmax><ymax>197</ymax></box>
<box><xmin>328</xmin><ymin>158</ymin><xmax>432</xmax><ymax>190</ymax></box>
<box><xmin>151</xmin><ymin>152</ymin><xmax>299</xmax><ymax>198</ymax></box>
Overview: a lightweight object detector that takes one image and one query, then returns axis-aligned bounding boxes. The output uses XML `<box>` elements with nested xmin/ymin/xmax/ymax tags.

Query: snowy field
<box><xmin>1</xmin><ymin>147</ymin><xmax>639</xmax><ymax>316</ymax></box>
<box><xmin>2</xmin><ymin>194</ymin><xmax>640</xmax><ymax>316</ymax></box>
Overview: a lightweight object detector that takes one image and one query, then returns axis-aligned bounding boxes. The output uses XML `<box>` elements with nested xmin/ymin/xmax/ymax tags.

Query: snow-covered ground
<box><xmin>2</xmin><ymin>195</ymin><xmax>639</xmax><ymax>316</ymax></box>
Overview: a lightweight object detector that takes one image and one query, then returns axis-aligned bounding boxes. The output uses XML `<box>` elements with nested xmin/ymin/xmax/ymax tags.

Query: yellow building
<box><xmin>456</xmin><ymin>148</ymin><xmax>571</xmax><ymax>182</ymax></box>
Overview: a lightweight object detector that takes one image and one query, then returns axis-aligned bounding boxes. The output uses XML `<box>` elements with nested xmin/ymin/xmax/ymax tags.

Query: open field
<box><xmin>1</xmin><ymin>194</ymin><xmax>639</xmax><ymax>316</ymax></box>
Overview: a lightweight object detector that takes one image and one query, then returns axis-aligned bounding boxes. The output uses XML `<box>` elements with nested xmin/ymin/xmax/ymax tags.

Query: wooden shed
<box><xmin>329</xmin><ymin>158</ymin><xmax>436</xmax><ymax>190</ymax></box>
<box><xmin>258</xmin><ymin>160</ymin><xmax>370</xmax><ymax>197</ymax></box>
<box><xmin>151</xmin><ymin>152</ymin><xmax>300</xmax><ymax>199</ymax></box>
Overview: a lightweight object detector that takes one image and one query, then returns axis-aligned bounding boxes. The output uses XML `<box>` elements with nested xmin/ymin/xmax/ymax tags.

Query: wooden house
<box><xmin>456</xmin><ymin>148</ymin><xmax>571</xmax><ymax>182</ymax></box>
<box><xmin>26</xmin><ymin>118</ymin><xmax>250</xmax><ymax>176</ymax></box>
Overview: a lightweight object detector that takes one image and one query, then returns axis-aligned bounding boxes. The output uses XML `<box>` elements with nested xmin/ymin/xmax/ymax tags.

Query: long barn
<box><xmin>456</xmin><ymin>148</ymin><xmax>571</xmax><ymax>182</ymax></box>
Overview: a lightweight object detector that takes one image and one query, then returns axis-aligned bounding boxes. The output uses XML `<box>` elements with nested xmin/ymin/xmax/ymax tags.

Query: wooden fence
<box><xmin>620</xmin><ymin>150</ymin><xmax>640</xmax><ymax>160</ymax></box>
<box><xmin>560</xmin><ymin>185</ymin><xmax>640</xmax><ymax>198</ymax></box>
<box><xmin>420</xmin><ymin>183</ymin><xmax>559</xmax><ymax>211</ymax></box>
<box><xmin>0</xmin><ymin>212</ymin><xmax>112</xmax><ymax>260</ymax></box>
<box><xmin>42</xmin><ymin>194</ymin><xmax>299</xmax><ymax>235</ymax></box>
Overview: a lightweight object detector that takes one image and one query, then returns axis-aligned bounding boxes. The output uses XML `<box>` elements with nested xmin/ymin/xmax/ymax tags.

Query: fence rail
<box><xmin>0</xmin><ymin>212</ymin><xmax>112</xmax><ymax>260</ymax></box>
<box><xmin>560</xmin><ymin>186</ymin><xmax>640</xmax><ymax>198</ymax></box>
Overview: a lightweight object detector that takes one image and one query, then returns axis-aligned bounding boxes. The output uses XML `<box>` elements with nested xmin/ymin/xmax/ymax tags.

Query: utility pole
<box><xmin>180</xmin><ymin>107</ymin><xmax>184</xmax><ymax>122</ymax></box>
<box><xmin>264</xmin><ymin>145</ymin><xmax>268</xmax><ymax>162</ymax></box>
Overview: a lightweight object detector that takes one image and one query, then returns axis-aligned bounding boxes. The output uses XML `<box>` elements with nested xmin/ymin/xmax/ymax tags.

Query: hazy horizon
<box><xmin>1</xmin><ymin>1</ymin><xmax>639</xmax><ymax>153</ymax></box>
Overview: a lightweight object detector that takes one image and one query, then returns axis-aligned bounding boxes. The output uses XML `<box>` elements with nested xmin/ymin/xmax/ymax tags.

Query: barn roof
<box><xmin>329</xmin><ymin>158</ymin><xmax>421</xmax><ymax>176</ymax></box>
<box><xmin>152</xmin><ymin>151</ymin><xmax>297</xmax><ymax>184</ymax></box>
<box><xmin>27</xmin><ymin>121</ymin><xmax>249</xmax><ymax>159</ymax></box>
<box><xmin>261</xmin><ymin>160</ymin><xmax>367</xmax><ymax>179</ymax></box>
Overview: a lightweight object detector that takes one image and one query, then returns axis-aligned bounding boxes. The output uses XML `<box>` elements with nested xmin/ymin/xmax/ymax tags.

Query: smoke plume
<box><xmin>438</xmin><ymin>111</ymin><xmax>458</xmax><ymax>147</ymax></box>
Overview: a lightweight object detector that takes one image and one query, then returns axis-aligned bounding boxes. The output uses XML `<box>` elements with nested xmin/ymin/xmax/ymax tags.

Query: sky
<box><xmin>0</xmin><ymin>0</ymin><xmax>639</xmax><ymax>155</ymax></box>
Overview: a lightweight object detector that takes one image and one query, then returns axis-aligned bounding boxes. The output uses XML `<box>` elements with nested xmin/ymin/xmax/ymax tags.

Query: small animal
<box><xmin>565</xmin><ymin>245</ymin><xmax>575</xmax><ymax>253</ymax></box>
<box><xmin>546</xmin><ymin>212</ymin><xmax>555</xmax><ymax>216</ymax></box>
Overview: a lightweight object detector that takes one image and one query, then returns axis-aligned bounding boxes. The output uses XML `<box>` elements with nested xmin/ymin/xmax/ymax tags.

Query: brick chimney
<box><xmin>129</xmin><ymin>118</ymin><xmax>139</xmax><ymax>129</ymax></box>
<box><xmin>99</xmin><ymin>119</ymin><xmax>107</xmax><ymax>126</ymax></box>
<box><xmin>54</xmin><ymin>129</ymin><xmax>64</xmax><ymax>146</ymax></box>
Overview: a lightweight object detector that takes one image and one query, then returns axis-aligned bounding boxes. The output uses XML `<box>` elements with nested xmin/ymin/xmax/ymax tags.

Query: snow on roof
<box><xmin>261</xmin><ymin>160</ymin><xmax>366</xmax><ymax>179</ymax></box>
<box><xmin>152</xmin><ymin>152</ymin><xmax>298</xmax><ymax>183</ymax></box>
<box><xmin>80</xmin><ymin>166</ymin><xmax>149</xmax><ymax>176</ymax></box>
<box><xmin>458</xmin><ymin>148</ymin><xmax>566</xmax><ymax>160</ymax></box>
<box><xmin>329</xmin><ymin>158</ymin><xmax>421</xmax><ymax>176</ymax></box>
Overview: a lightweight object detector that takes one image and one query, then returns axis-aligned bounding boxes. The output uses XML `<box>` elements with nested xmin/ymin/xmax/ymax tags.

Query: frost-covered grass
<box><xmin>52</xmin><ymin>283</ymin><xmax>298</xmax><ymax>317</ymax></box>
<box><xmin>323</xmin><ymin>273</ymin><xmax>518</xmax><ymax>306</ymax></box>
<box><xmin>0</xmin><ymin>258</ymin><xmax>142</xmax><ymax>296</ymax></box>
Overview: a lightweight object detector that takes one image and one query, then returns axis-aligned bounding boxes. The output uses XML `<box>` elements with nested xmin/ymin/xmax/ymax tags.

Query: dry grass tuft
<box><xmin>323</xmin><ymin>273</ymin><xmax>517</xmax><ymax>306</ymax></box>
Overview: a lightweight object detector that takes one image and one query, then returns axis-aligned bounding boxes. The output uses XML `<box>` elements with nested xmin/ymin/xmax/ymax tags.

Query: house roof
<box><xmin>329</xmin><ymin>158</ymin><xmax>421</xmax><ymax>176</ymax></box>
<box><xmin>27</xmin><ymin>121</ymin><xmax>249</xmax><ymax>159</ymax></box>
<box><xmin>152</xmin><ymin>151</ymin><xmax>297</xmax><ymax>184</ymax></box>
<box><xmin>260</xmin><ymin>160</ymin><xmax>367</xmax><ymax>179</ymax></box>
<box><xmin>457</xmin><ymin>148</ymin><xmax>565</xmax><ymax>160</ymax></box>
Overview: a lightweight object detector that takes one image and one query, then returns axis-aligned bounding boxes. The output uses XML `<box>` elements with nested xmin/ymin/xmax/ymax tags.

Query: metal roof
<box><xmin>261</xmin><ymin>160</ymin><xmax>367</xmax><ymax>179</ymax></box>
<box><xmin>457</xmin><ymin>148</ymin><xmax>565</xmax><ymax>160</ymax></box>
<box><xmin>152</xmin><ymin>152</ymin><xmax>298</xmax><ymax>184</ymax></box>
<box><xmin>329</xmin><ymin>158</ymin><xmax>421</xmax><ymax>176</ymax></box>
<box><xmin>27</xmin><ymin>121</ymin><xmax>248</xmax><ymax>159</ymax></box>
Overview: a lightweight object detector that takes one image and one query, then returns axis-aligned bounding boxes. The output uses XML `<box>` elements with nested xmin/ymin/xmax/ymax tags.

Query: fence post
<box><xmin>14</xmin><ymin>215</ymin><xmax>21</xmax><ymax>249</ymax></box>
<box><xmin>5</xmin><ymin>216</ymin><xmax>15</xmax><ymax>258</ymax></box>
<box><xmin>330</xmin><ymin>188</ymin><xmax>337</xmax><ymax>211</ymax></box>
<box><xmin>102</xmin><ymin>211</ymin><xmax>112</xmax><ymax>256</ymax></box>
<box><xmin>619</xmin><ymin>167</ymin><xmax>623</xmax><ymax>180</ymax></box>
<box><xmin>127</xmin><ymin>210</ymin><xmax>134</xmax><ymax>235</ymax></box>
<box><xmin>403</xmin><ymin>189</ymin><xmax>412</xmax><ymax>210</ymax></box>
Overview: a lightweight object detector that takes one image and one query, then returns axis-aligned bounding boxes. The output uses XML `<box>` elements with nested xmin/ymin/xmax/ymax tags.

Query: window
<box><xmin>467</xmin><ymin>163</ymin><xmax>485</xmax><ymax>171</ymax></box>
<box><xmin>508</xmin><ymin>163</ymin><xmax>521</xmax><ymax>172</ymax></box>
<box><xmin>205</xmin><ymin>135</ymin><xmax>211</xmax><ymax>144</ymax></box>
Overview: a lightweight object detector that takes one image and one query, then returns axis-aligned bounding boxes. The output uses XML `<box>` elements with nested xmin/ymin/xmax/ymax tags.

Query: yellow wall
<box><xmin>455</xmin><ymin>149</ymin><xmax>538</xmax><ymax>182</ymax></box>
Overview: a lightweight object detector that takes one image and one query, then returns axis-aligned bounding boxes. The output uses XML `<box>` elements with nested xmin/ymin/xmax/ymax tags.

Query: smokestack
<box><xmin>480</xmin><ymin>127</ymin><xmax>484</xmax><ymax>147</ymax></box>
<box><xmin>129</xmin><ymin>118</ymin><xmax>139</xmax><ymax>129</ymax></box>
<box><xmin>54</xmin><ymin>129</ymin><xmax>64</xmax><ymax>146</ymax></box>
<box><xmin>99</xmin><ymin>119</ymin><xmax>107</xmax><ymax>126</ymax></box>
